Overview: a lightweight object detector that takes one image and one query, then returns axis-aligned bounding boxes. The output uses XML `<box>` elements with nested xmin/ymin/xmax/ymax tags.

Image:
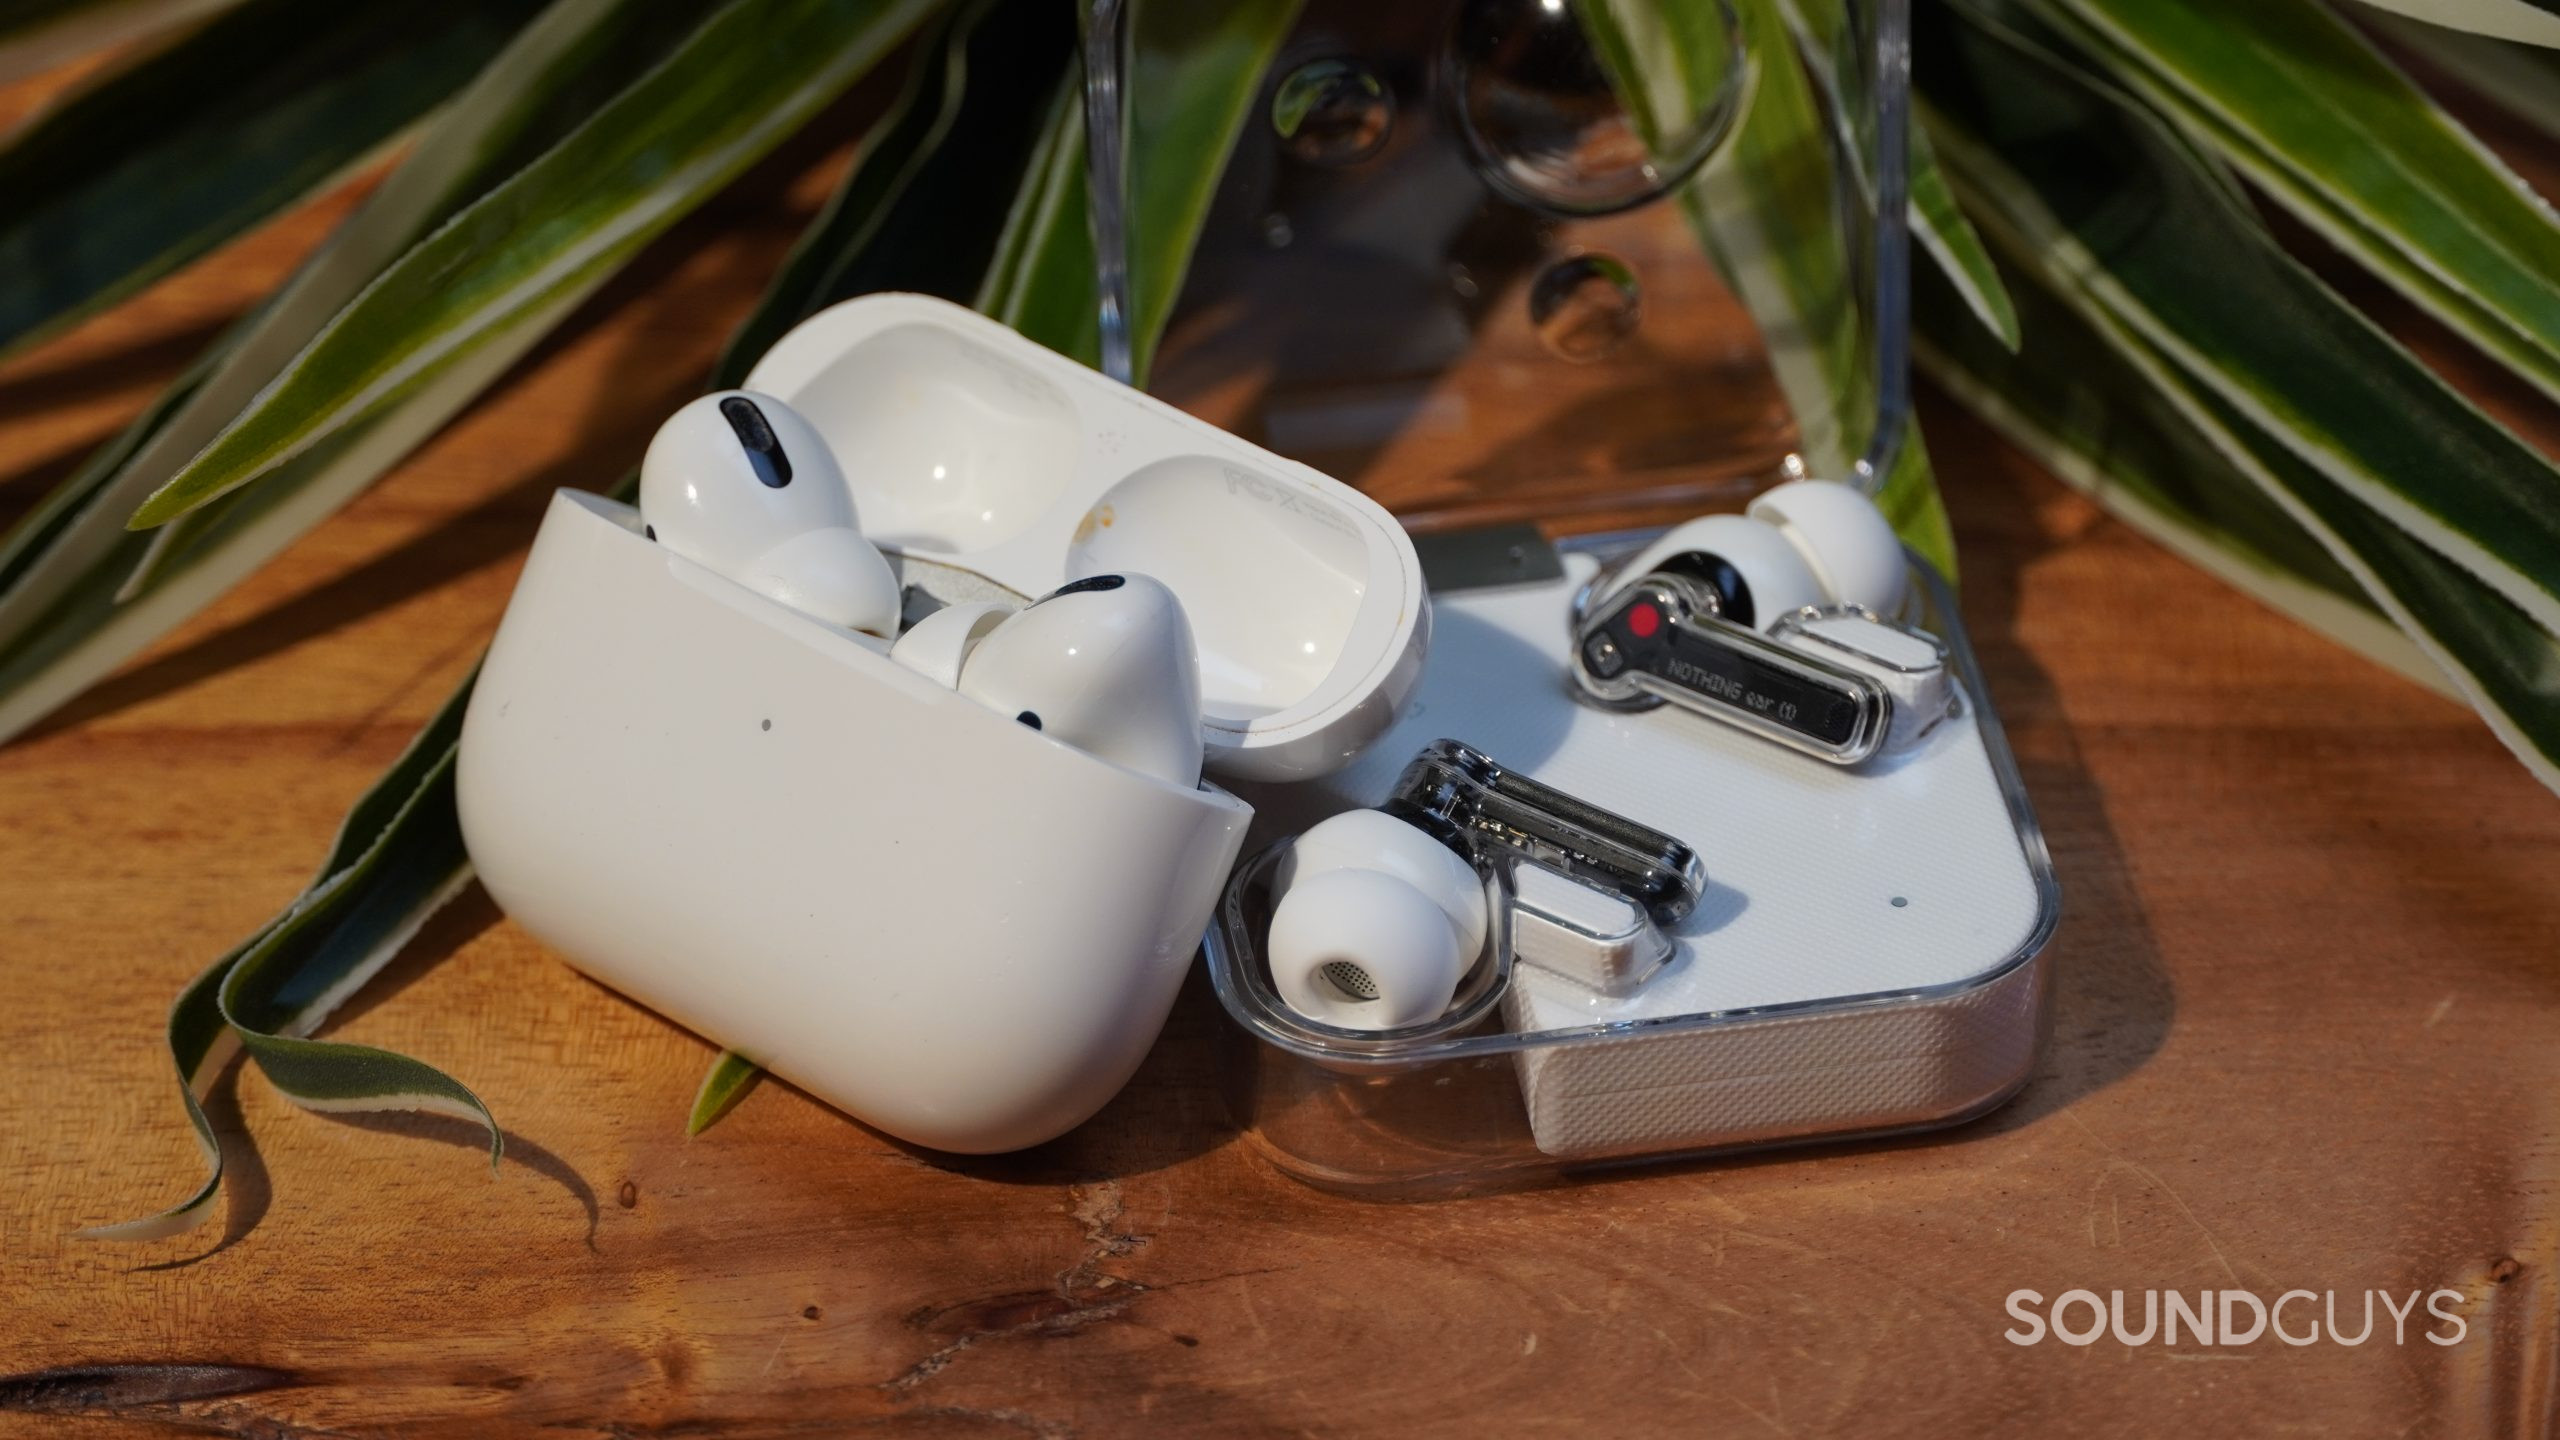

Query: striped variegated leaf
<box><xmin>1589</xmin><ymin>0</ymin><xmax>1956</xmax><ymax>578</ymax></box>
<box><xmin>83</xmin><ymin>675</ymin><xmax>484</xmax><ymax>1239</ymax></box>
<box><xmin>2371</xmin><ymin>12</ymin><xmax>2560</xmax><ymax>142</ymax></box>
<box><xmin>0</xmin><ymin>0</ymin><xmax>241</xmax><ymax>85</ymax></box>
<box><xmin>1771</xmin><ymin>0</ymin><xmax>2018</xmax><ymax>351</ymax></box>
<box><xmin>1914</xmin><ymin>239</ymin><xmax>2448</xmax><ymax>695</ymax></box>
<box><xmin>2162</xmin><ymin>324</ymin><xmax>2560</xmax><ymax>789</ymax></box>
<box><xmin>2344</xmin><ymin>0</ymin><xmax>2560</xmax><ymax>48</ymax></box>
<box><xmin>687</xmin><ymin>1051</ymin><xmax>765</xmax><ymax>1136</ymax></box>
<box><xmin>2035</xmin><ymin>0</ymin><xmax>2560</xmax><ymax>406</ymax></box>
<box><xmin>0</xmin><ymin>0</ymin><xmax>539</xmax><ymax>360</ymax></box>
<box><xmin>79</xmin><ymin>0</ymin><xmax>936</xmax><ymax>1241</ymax></box>
<box><xmin>721</xmin><ymin>0</ymin><xmax>1075</xmax><ymax>379</ymax></box>
<box><xmin>976</xmin><ymin>0</ymin><xmax>1300</xmax><ymax>385</ymax></box>
<box><xmin>126</xmin><ymin>0</ymin><xmax>940</xmax><ymax>530</ymax></box>
<box><xmin>1934</xmin><ymin>237</ymin><xmax>2560</xmax><ymax>785</ymax></box>
<box><xmin>0</xmin><ymin>0</ymin><xmax>723</xmax><ymax>747</ymax></box>
<box><xmin>1921</xmin><ymin>0</ymin><xmax>2560</xmax><ymax>787</ymax></box>
<box><xmin>1923</xmin><ymin>0</ymin><xmax>2560</xmax><ymax>642</ymax></box>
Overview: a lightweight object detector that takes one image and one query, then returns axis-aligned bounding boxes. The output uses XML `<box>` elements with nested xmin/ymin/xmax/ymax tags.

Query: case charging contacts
<box><xmin>457</xmin><ymin>294</ymin><xmax>1428</xmax><ymax>1154</ymax></box>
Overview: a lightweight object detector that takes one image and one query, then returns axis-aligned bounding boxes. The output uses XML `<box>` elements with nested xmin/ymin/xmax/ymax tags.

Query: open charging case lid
<box><xmin>744</xmin><ymin>293</ymin><xmax>1429</xmax><ymax>783</ymax></box>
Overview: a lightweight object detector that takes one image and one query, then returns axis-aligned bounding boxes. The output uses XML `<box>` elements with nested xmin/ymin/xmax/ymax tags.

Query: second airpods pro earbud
<box><xmin>893</xmin><ymin>574</ymin><xmax>1208</xmax><ymax>791</ymax></box>
<box><xmin>640</xmin><ymin>390</ymin><xmax>901</xmax><ymax>637</ymax></box>
<box><xmin>643</xmin><ymin>393</ymin><xmax>1210</xmax><ymax>789</ymax></box>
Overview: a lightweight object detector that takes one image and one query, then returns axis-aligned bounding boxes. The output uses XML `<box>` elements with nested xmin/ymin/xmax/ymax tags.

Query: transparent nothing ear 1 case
<box><xmin>1207</xmin><ymin>538</ymin><xmax>2061</xmax><ymax>1198</ymax></box>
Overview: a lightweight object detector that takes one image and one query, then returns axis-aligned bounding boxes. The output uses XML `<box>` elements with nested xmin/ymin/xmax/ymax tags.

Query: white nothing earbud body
<box><xmin>1617</xmin><ymin>513</ymin><xmax>1824</xmax><ymax>628</ymax></box>
<box><xmin>639</xmin><ymin>390</ymin><xmax>901</xmax><ymax>637</ymax></box>
<box><xmin>1747</xmin><ymin>478</ymin><xmax>1909</xmax><ymax>619</ymax></box>
<box><xmin>1612</xmin><ymin>479</ymin><xmax>1907</xmax><ymax>628</ymax></box>
<box><xmin>955</xmin><ymin>573</ymin><xmax>1205</xmax><ymax>790</ymax></box>
<box><xmin>1267</xmin><ymin>808</ymin><xmax>1488</xmax><ymax>1031</ymax></box>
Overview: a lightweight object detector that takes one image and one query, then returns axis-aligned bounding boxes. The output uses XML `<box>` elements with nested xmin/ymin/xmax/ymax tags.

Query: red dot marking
<box><xmin>1626</xmin><ymin>602</ymin><xmax>1662</xmax><ymax>639</ymax></box>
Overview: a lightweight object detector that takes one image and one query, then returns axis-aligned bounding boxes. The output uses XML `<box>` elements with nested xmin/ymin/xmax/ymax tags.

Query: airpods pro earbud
<box><xmin>640</xmin><ymin>390</ymin><xmax>901</xmax><ymax>637</ymax></box>
<box><xmin>1267</xmin><ymin>808</ymin><xmax>1488</xmax><ymax>1031</ymax></box>
<box><xmin>952</xmin><ymin>573</ymin><xmax>1206</xmax><ymax>790</ymax></box>
<box><xmin>889</xmin><ymin>600</ymin><xmax>1016</xmax><ymax>688</ymax></box>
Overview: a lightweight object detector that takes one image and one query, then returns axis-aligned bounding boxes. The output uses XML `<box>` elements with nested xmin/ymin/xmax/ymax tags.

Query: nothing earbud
<box><xmin>1267</xmin><ymin>808</ymin><xmax>1488</xmax><ymax>1031</ymax></box>
<box><xmin>1746</xmin><ymin>479</ymin><xmax>1908</xmax><ymax>621</ymax></box>
<box><xmin>1576</xmin><ymin>481</ymin><xmax>1934</xmax><ymax>764</ymax></box>
<box><xmin>1613</xmin><ymin>478</ymin><xmax>1907</xmax><ymax>629</ymax></box>
<box><xmin>640</xmin><ymin>390</ymin><xmax>900</xmax><ymax>636</ymax></box>
<box><xmin>954</xmin><ymin>573</ymin><xmax>1205</xmax><ymax>789</ymax></box>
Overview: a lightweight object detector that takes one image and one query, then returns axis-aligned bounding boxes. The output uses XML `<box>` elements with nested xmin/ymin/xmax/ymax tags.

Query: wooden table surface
<box><xmin>6</xmin><ymin>77</ymin><xmax>2560</xmax><ymax>1440</ymax></box>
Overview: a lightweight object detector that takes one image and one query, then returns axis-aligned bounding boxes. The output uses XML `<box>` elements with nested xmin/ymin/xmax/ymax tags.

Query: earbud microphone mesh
<box><xmin>1318</xmin><ymin>960</ymin><xmax>1382</xmax><ymax>1002</ymax></box>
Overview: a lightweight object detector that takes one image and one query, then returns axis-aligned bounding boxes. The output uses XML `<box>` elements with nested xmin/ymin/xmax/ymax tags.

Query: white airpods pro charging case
<box><xmin>456</xmin><ymin>294</ymin><xmax>1427</xmax><ymax>1153</ymax></box>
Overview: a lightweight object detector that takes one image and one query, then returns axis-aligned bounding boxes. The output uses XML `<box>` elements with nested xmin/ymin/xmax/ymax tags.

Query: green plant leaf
<box><xmin>1923</xmin><ymin>0</ymin><xmax>2560</xmax><ymax>787</ymax></box>
<box><xmin>1771</xmin><ymin>0</ymin><xmax>2019</xmax><ymax>350</ymax></box>
<box><xmin>126</xmin><ymin>0</ymin><xmax>942</xmax><ymax>531</ymax></box>
<box><xmin>2343</xmin><ymin>0</ymin><xmax>2560</xmax><ymax>49</ymax></box>
<box><xmin>1597</xmin><ymin>0</ymin><xmax>1955</xmax><ymax>577</ymax></box>
<box><xmin>1914</xmin><ymin>236</ymin><xmax>2448</xmax><ymax>694</ymax></box>
<box><xmin>972</xmin><ymin>73</ymin><xmax>1086</xmax><ymax>343</ymax></box>
<box><xmin>0</xmin><ymin>0</ymin><xmax>787</xmax><ymax>746</ymax></box>
<box><xmin>686</xmin><ymin>1050</ymin><xmax>764</xmax><ymax>1135</ymax></box>
<box><xmin>75</xmin><ymin>0</ymin><xmax>933</xmax><ymax>1239</ymax></box>
<box><xmin>718</xmin><ymin>0</ymin><xmax>1074</xmax><ymax>381</ymax></box>
<box><xmin>0</xmin><ymin>0</ymin><xmax>540</xmax><ymax>361</ymax></box>
<box><xmin>0</xmin><ymin>0</ymin><xmax>240</xmax><ymax>84</ymax></box>
<box><xmin>0</xmin><ymin>283</ymin><xmax>599</xmax><ymax>746</ymax></box>
<box><xmin>83</xmin><ymin>675</ymin><xmax>485</xmax><ymax>1239</ymax></box>
<box><xmin>976</xmin><ymin>0</ymin><xmax>1300</xmax><ymax>385</ymax></box>
<box><xmin>2035</xmin><ymin>0</ymin><xmax>2560</xmax><ymax>406</ymax></box>
<box><xmin>1923</xmin><ymin>0</ymin><xmax>2560</xmax><ymax>640</ymax></box>
<box><xmin>2371</xmin><ymin>11</ymin><xmax>2560</xmax><ymax>143</ymax></box>
<box><xmin>2090</xmin><ymin>276</ymin><xmax>2560</xmax><ymax>785</ymax></box>
<box><xmin>2159</xmin><ymin>316</ymin><xmax>2560</xmax><ymax>788</ymax></box>
<box><xmin>89</xmin><ymin>0</ymin><xmax>1290</xmax><ymax>1192</ymax></box>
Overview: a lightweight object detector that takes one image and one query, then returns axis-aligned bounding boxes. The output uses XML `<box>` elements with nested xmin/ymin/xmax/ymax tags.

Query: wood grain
<box><xmin>4</xmin><ymin>59</ymin><xmax>2560</xmax><ymax>1440</ymax></box>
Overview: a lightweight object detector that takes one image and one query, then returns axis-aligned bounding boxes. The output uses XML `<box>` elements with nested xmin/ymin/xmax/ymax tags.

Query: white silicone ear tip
<box><xmin>1747</xmin><ymin>479</ymin><xmax>1909</xmax><ymax>617</ymax></box>
<box><xmin>1280</xmin><ymin>808</ymin><xmax>1487</xmax><ymax>962</ymax></box>
<box><xmin>889</xmin><ymin>601</ymin><xmax>1017</xmax><ymax>688</ymax></box>
<box><xmin>1268</xmin><ymin>868</ymin><xmax>1469</xmax><ymax>1031</ymax></box>
<box><xmin>740</xmin><ymin>526</ymin><xmax>901</xmax><ymax>636</ymax></box>
<box><xmin>1615</xmin><ymin>513</ymin><xmax>1825</xmax><ymax>628</ymax></box>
